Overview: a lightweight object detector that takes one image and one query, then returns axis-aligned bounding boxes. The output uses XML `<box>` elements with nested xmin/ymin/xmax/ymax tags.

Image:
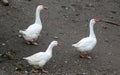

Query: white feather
<box><xmin>19</xmin><ymin>5</ymin><xmax>44</xmax><ymax>41</ymax></box>
<box><xmin>23</xmin><ymin>41</ymin><xmax>58</xmax><ymax>67</ymax></box>
<box><xmin>72</xmin><ymin>19</ymin><xmax>98</xmax><ymax>52</ymax></box>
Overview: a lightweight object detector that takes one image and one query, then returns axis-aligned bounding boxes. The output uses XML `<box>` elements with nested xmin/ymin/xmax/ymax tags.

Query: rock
<box><xmin>64</xmin><ymin>60</ymin><xmax>68</xmax><ymax>63</ymax></box>
<box><xmin>18</xmin><ymin>35</ymin><xmax>22</xmax><ymax>38</ymax></box>
<box><xmin>86</xmin><ymin>3</ymin><xmax>94</xmax><ymax>7</ymax></box>
<box><xmin>2</xmin><ymin>43</ymin><xmax>5</xmax><ymax>46</ymax></box>
<box><xmin>104</xmin><ymin>39</ymin><xmax>109</xmax><ymax>43</ymax></box>
<box><xmin>54</xmin><ymin>36</ymin><xmax>58</xmax><ymax>39</ymax></box>
<box><xmin>61</xmin><ymin>6</ymin><xmax>68</xmax><ymax>10</ymax></box>
<box><xmin>24</xmin><ymin>71</ymin><xmax>28</xmax><ymax>74</ymax></box>
<box><xmin>110</xmin><ymin>11</ymin><xmax>117</xmax><ymax>14</ymax></box>
<box><xmin>75</xmin><ymin>14</ymin><xmax>80</xmax><ymax>16</ymax></box>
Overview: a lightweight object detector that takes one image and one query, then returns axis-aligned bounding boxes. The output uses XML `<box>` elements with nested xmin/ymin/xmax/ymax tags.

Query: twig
<box><xmin>99</xmin><ymin>19</ymin><xmax>120</xmax><ymax>26</ymax></box>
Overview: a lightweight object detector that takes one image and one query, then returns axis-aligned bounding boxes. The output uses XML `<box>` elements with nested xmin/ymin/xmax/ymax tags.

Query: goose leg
<box><xmin>1</xmin><ymin>0</ymin><xmax>9</xmax><ymax>6</ymax></box>
<box><xmin>26</xmin><ymin>41</ymin><xmax>31</xmax><ymax>45</ymax></box>
<box><xmin>79</xmin><ymin>52</ymin><xmax>84</xmax><ymax>58</ymax></box>
<box><xmin>85</xmin><ymin>52</ymin><xmax>91</xmax><ymax>59</ymax></box>
<box><xmin>30</xmin><ymin>67</ymin><xmax>38</xmax><ymax>73</ymax></box>
<box><xmin>31</xmin><ymin>40</ymin><xmax>38</xmax><ymax>45</ymax></box>
<box><xmin>41</xmin><ymin>68</ymin><xmax>49</xmax><ymax>74</ymax></box>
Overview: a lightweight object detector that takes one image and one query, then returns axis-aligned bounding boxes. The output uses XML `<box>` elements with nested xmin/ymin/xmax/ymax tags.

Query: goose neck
<box><xmin>46</xmin><ymin>43</ymin><xmax>55</xmax><ymax>54</ymax></box>
<box><xmin>35</xmin><ymin>8</ymin><xmax>42</xmax><ymax>24</ymax></box>
<box><xmin>89</xmin><ymin>22</ymin><xmax>96</xmax><ymax>38</ymax></box>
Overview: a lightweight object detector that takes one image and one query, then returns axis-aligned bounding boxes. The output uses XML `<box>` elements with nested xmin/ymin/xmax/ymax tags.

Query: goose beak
<box><xmin>57</xmin><ymin>42</ymin><xmax>61</xmax><ymax>46</ymax></box>
<box><xmin>94</xmin><ymin>19</ymin><xmax>99</xmax><ymax>23</ymax></box>
<box><xmin>42</xmin><ymin>5</ymin><xmax>48</xmax><ymax>10</ymax></box>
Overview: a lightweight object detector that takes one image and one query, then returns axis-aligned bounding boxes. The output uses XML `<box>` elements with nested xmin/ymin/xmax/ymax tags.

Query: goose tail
<box><xmin>19</xmin><ymin>30</ymin><xmax>26</xmax><ymax>35</ymax></box>
<box><xmin>72</xmin><ymin>43</ymin><xmax>77</xmax><ymax>47</ymax></box>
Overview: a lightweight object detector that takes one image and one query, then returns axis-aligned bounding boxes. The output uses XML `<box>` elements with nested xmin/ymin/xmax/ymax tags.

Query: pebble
<box><xmin>85</xmin><ymin>3</ymin><xmax>94</xmax><ymax>7</ymax></box>
<box><xmin>24</xmin><ymin>71</ymin><xmax>28</xmax><ymax>74</ymax></box>
<box><xmin>2</xmin><ymin>43</ymin><xmax>5</xmax><ymax>46</ymax></box>
<box><xmin>74</xmin><ymin>61</ymin><xmax>77</xmax><ymax>64</ymax></box>
<box><xmin>64</xmin><ymin>60</ymin><xmax>68</xmax><ymax>64</ymax></box>
<box><xmin>0</xmin><ymin>54</ymin><xmax>2</xmax><ymax>57</ymax></box>
<box><xmin>110</xmin><ymin>11</ymin><xmax>117</xmax><ymax>14</ymax></box>
<box><xmin>104</xmin><ymin>39</ymin><xmax>109</xmax><ymax>43</ymax></box>
<box><xmin>18</xmin><ymin>35</ymin><xmax>22</xmax><ymax>38</ymax></box>
<box><xmin>61</xmin><ymin>6</ymin><xmax>68</xmax><ymax>10</ymax></box>
<box><xmin>75</xmin><ymin>14</ymin><xmax>80</xmax><ymax>16</ymax></box>
<box><xmin>113</xmin><ymin>71</ymin><xmax>117</xmax><ymax>74</ymax></box>
<box><xmin>54</xmin><ymin>36</ymin><xmax>58</xmax><ymax>39</ymax></box>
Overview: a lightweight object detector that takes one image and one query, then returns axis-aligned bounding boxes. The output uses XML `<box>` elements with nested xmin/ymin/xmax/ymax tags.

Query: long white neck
<box><xmin>89</xmin><ymin>22</ymin><xmax>96</xmax><ymax>38</ymax></box>
<box><xmin>35</xmin><ymin>8</ymin><xmax>42</xmax><ymax>24</ymax></box>
<box><xmin>45</xmin><ymin>43</ymin><xmax>55</xmax><ymax>54</ymax></box>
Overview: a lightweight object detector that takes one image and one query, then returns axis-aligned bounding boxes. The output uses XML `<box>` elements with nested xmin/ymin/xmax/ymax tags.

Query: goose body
<box><xmin>72</xmin><ymin>37</ymin><xmax>97</xmax><ymax>52</ymax></box>
<box><xmin>19</xmin><ymin>5</ymin><xmax>47</xmax><ymax>45</ymax></box>
<box><xmin>72</xmin><ymin>19</ymin><xmax>99</xmax><ymax>58</ymax></box>
<box><xmin>23</xmin><ymin>41</ymin><xmax>59</xmax><ymax>72</ymax></box>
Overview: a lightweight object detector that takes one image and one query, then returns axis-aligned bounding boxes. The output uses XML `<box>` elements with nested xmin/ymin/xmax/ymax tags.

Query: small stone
<box><xmin>18</xmin><ymin>35</ymin><xmax>22</xmax><ymax>38</ymax></box>
<box><xmin>61</xmin><ymin>6</ymin><xmax>68</xmax><ymax>10</ymax></box>
<box><xmin>64</xmin><ymin>60</ymin><xmax>68</xmax><ymax>63</ymax></box>
<box><xmin>74</xmin><ymin>61</ymin><xmax>77</xmax><ymax>64</ymax></box>
<box><xmin>0</xmin><ymin>54</ymin><xmax>3</xmax><ymax>57</ymax></box>
<box><xmin>75</xmin><ymin>14</ymin><xmax>80</xmax><ymax>16</ymax></box>
<box><xmin>110</xmin><ymin>11</ymin><xmax>117</xmax><ymax>14</ymax></box>
<box><xmin>82</xmin><ymin>72</ymin><xmax>86</xmax><ymax>75</ymax></box>
<box><xmin>104</xmin><ymin>39</ymin><xmax>109</xmax><ymax>43</ymax></box>
<box><xmin>2</xmin><ymin>43</ymin><xmax>5</xmax><ymax>46</ymax></box>
<box><xmin>54</xmin><ymin>36</ymin><xmax>58</xmax><ymax>39</ymax></box>
<box><xmin>86</xmin><ymin>3</ymin><xmax>94</xmax><ymax>7</ymax></box>
<box><xmin>113</xmin><ymin>71</ymin><xmax>117</xmax><ymax>74</ymax></box>
<box><xmin>25</xmin><ymin>71</ymin><xmax>28</xmax><ymax>73</ymax></box>
<box><xmin>15</xmin><ymin>67</ymin><xmax>22</xmax><ymax>71</ymax></box>
<box><xmin>61</xmin><ymin>6</ymin><xmax>66</xmax><ymax>8</ymax></box>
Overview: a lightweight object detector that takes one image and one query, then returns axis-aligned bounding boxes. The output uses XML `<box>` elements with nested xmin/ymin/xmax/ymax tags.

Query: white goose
<box><xmin>23</xmin><ymin>41</ymin><xmax>60</xmax><ymax>73</ymax></box>
<box><xmin>72</xmin><ymin>19</ymin><xmax>99</xmax><ymax>59</ymax></box>
<box><xmin>19</xmin><ymin>5</ymin><xmax>47</xmax><ymax>45</ymax></box>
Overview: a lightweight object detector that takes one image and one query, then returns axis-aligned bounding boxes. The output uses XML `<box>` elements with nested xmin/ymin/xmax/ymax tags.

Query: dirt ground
<box><xmin>0</xmin><ymin>0</ymin><xmax>120</xmax><ymax>75</ymax></box>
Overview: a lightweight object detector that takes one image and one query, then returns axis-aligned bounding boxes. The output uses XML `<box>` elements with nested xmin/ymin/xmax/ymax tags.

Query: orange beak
<box><xmin>94</xmin><ymin>19</ymin><xmax>99</xmax><ymax>23</ymax></box>
<box><xmin>57</xmin><ymin>42</ymin><xmax>61</xmax><ymax>46</ymax></box>
<box><xmin>42</xmin><ymin>5</ymin><xmax>48</xmax><ymax>10</ymax></box>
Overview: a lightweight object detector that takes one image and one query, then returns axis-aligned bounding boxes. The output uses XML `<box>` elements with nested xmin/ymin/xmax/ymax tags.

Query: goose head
<box><xmin>90</xmin><ymin>19</ymin><xmax>99</xmax><ymax>25</ymax></box>
<box><xmin>51</xmin><ymin>41</ymin><xmax>60</xmax><ymax>46</ymax></box>
<box><xmin>37</xmin><ymin>5</ymin><xmax>48</xmax><ymax>11</ymax></box>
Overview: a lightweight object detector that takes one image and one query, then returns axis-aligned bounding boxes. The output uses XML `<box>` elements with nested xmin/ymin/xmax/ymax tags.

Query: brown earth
<box><xmin>0</xmin><ymin>0</ymin><xmax>120</xmax><ymax>75</ymax></box>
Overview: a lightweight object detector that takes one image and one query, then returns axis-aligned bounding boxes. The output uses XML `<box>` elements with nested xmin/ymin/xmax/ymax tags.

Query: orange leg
<box><xmin>31</xmin><ymin>41</ymin><xmax>38</xmax><ymax>45</ymax></box>
<box><xmin>1</xmin><ymin>0</ymin><xmax>9</xmax><ymax>6</ymax></box>
<box><xmin>79</xmin><ymin>52</ymin><xmax>84</xmax><ymax>58</ymax></box>
<box><xmin>41</xmin><ymin>68</ymin><xmax>49</xmax><ymax>74</ymax></box>
<box><xmin>26</xmin><ymin>41</ymin><xmax>31</xmax><ymax>45</ymax></box>
<box><xmin>30</xmin><ymin>67</ymin><xmax>38</xmax><ymax>73</ymax></box>
<box><xmin>85</xmin><ymin>52</ymin><xmax>91</xmax><ymax>59</ymax></box>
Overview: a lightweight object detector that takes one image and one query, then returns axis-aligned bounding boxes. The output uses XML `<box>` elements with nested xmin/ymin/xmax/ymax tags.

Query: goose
<box><xmin>19</xmin><ymin>5</ymin><xmax>47</xmax><ymax>45</ymax></box>
<box><xmin>72</xmin><ymin>19</ymin><xmax>99</xmax><ymax>59</ymax></box>
<box><xmin>23</xmin><ymin>41</ymin><xmax>60</xmax><ymax>73</ymax></box>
